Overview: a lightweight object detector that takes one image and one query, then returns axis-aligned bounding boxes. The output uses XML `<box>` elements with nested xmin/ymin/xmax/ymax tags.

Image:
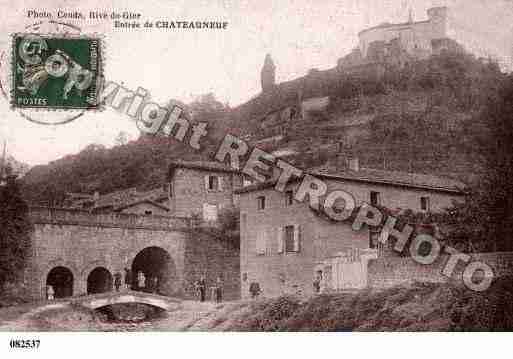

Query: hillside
<box><xmin>21</xmin><ymin>50</ymin><xmax>506</xmax><ymax>205</ymax></box>
<box><xmin>229</xmin><ymin>51</ymin><xmax>504</xmax><ymax>183</ymax></box>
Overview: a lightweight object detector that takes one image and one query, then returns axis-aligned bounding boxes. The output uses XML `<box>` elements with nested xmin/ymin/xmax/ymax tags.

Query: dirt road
<box><xmin>0</xmin><ymin>300</ymin><xmax>253</xmax><ymax>331</ymax></box>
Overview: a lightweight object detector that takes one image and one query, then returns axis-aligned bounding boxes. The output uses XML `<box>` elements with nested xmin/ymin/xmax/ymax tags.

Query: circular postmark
<box><xmin>0</xmin><ymin>20</ymin><xmax>103</xmax><ymax>126</ymax></box>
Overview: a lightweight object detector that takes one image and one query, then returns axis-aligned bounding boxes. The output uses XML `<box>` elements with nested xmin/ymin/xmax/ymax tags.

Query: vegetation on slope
<box><xmin>219</xmin><ymin>277</ymin><xmax>513</xmax><ymax>331</ymax></box>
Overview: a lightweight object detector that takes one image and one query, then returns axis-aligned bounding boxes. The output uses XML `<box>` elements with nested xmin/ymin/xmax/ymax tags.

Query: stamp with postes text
<box><xmin>11</xmin><ymin>33</ymin><xmax>102</xmax><ymax>110</ymax></box>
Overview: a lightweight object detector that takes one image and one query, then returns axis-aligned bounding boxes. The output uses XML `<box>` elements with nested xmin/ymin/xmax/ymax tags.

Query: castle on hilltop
<box><xmin>258</xmin><ymin>6</ymin><xmax>461</xmax><ymax>95</ymax></box>
<box><xmin>338</xmin><ymin>6</ymin><xmax>460</xmax><ymax>71</ymax></box>
<box><xmin>232</xmin><ymin>6</ymin><xmax>464</xmax><ymax>151</ymax></box>
<box><xmin>359</xmin><ymin>6</ymin><xmax>449</xmax><ymax>60</ymax></box>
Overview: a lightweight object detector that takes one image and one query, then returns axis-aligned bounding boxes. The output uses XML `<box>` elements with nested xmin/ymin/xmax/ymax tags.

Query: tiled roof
<box><xmin>114</xmin><ymin>199</ymin><xmax>170</xmax><ymax>212</ymax></box>
<box><xmin>169</xmin><ymin>160</ymin><xmax>239</xmax><ymax>173</ymax></box>
<box><xmin>94</xmin><ymin>187</ymin><xmax>138</xmax><ymax>209</ymax></box>
<box><xmin>137</xmin><ymin>187</ymin><xmax>168</xmax><ymax>202</ymax></box>
<box><xmin>235</xmin><ymin>167</ymin><xmax>466</xmax><ymax>194</ymax></box>
<box><xmin>311</xmin><ymin>167</ymin><xmax>466</xmax><ymax>193</ymax></box>
<box><xmin>94</xmin><ymin>186</ymin><xmax>169</xmax><ymax>210</ymax></box>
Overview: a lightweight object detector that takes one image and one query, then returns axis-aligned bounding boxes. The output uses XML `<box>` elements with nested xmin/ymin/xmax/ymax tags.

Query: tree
<box><xmin>0</xmin><ymin>165</ymin><xmax>32</xmax><ymax>290</ymax></box>
<box><xmin>114</xmin><ymin>131</ymin><xmax>130</xmax><ymax>146</ymax></box>
<box><xmin>188</xmin><ymin>93</ymin><xmax>229</xmax><ymax>122</ymax></box>
<box><xmin>445</xmin><ymin>75</ymin><xmax>513</xmax><ymax>252</ymax></box>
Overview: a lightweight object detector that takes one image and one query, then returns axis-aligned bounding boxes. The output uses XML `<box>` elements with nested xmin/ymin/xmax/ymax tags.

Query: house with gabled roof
<box><xmin>234</xmin><ymin>158</ymin><xmax>465</xmax><ymax>298</ymax></box>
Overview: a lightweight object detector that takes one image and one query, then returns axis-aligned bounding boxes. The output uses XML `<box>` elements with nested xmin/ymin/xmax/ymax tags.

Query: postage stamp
<box><xmin>11</xmin><ymin>33</ymin><xmax>102</xmax><ymax>110</ymax></box>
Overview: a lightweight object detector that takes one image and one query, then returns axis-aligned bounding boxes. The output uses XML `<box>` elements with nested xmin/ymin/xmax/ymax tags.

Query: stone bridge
<box><xmin>27</xmin><ymin>207</ymin><xmax>192</xmax><ymax>300</ymax></box>
<box><xmin>74</xmin><ymin>290</ymin><xmax>182</xmax><ymax>311</ymax></box>
<box><xmin>26</xmin><ymin>207</ymin><xmax>240</xmax><ymax>301</ymax></box>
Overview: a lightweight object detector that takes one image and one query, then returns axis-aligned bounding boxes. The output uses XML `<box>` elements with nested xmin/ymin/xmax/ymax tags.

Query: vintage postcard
<box><xmin>0</xmin><ymin>0</ymin><xmax>512</xmax><ymax>357</ymax></box>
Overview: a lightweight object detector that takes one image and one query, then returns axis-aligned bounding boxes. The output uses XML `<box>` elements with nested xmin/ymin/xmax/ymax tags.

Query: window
<box><xmin>205</xmin><ymin>175</ymin><xmax>221</xmax><ymax>192</ymax></box>
<box><xmin>370</xmin><ymin>191</ymin><xmax>381</xmax><ymax>206</ymax></box>
<box><xmin>209</xmin><ymin>176</ymin><xmax>219</xmax><ymax>191</ymax></box>
<box><xmin>285</xmin><ymin>190</ymin><xmax>294</xmax><ymax>206</ymax></box>
<box><xmin>165</xmin><ymin>182</ymin><xmax>172</xmax><ymax>198</ymax></box>
<box><xmin>284</xmin><ymin>225</ymin><xmax>295</xmax><ymax>252</ymax></box>
<box><xmin>421</xmin><ymin>197</ymin><xmax>430</xmax><ymax>212</ymax></box>
<box><xmin>144</xmin><ymin>210</ymin><xmax>153</xmax><ymax>215</ymax></box>
<box><xmin>278</xmin><ymin>225</ymin><xmax>301</xmax><ymax>254</ymax></box>
<box><xmin>257</xmin><ymin>196</ymin><xmax>266</xmax><ymax>210</ymax></box>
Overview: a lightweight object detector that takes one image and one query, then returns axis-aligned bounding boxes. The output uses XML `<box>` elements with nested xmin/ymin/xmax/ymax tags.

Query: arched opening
<box><xmin>87</xmin><ymin>267</ymin><xmax>113</xmax><ymax>294</ymax></box>
<box><xmin>46</xmin><ymin>266</ymin><xmax>74</xmax><ymax>298</ymax></box>
<box><xmin>132</xmin><ymin>247</ymin><xmax>175</xmax><ymax>296</ymax></box>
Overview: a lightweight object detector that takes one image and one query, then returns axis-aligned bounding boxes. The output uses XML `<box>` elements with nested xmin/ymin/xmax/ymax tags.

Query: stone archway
<box><xmin>87</xmin><ymin>267</ymin><xmax>113</xmax><ymax>294</ymax></box>
<box><xmin>46</xmin><ymin>266</ymin><xmax>74</xmax><ymax>298</ymax></box>
<box><xmin>131</xmin><ymin>246</ymin><xmax>176</xmax><ymax>296</ymax></box>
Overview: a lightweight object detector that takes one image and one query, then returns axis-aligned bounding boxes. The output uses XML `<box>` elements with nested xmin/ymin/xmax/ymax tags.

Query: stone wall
<box><xmin>368</xmin><ymin>252</ymin><xmax>513</xmax><ymax>289</ymax></box>
<box><xmin>183</xmin><ymin>229</ymin><xmax>240</xmax><ymax>301</ymax></box>
<box><xmin>29</xmin><ymin>220</ymin><xmax>187</xmax><ymax>299</ymax></box>
<box><xmin>27</xmin><ymin>207</ymin><xmax>240</xmax><ymax>301</ymax></box>
<box><xmin>167</xmin><ymin>167</ymin><xmax>240</xmax><ymax>218</ymax></box>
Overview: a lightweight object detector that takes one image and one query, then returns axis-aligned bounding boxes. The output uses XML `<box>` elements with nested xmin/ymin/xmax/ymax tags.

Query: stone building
<box><xmin>357</xmin><ymin>6</ymin><xmax>449</xmax><ymax>59</ymax></box>
<box><xmin>163</xmin><ymin>160</ymin><xmax>243</xmax><ymax>221</ymax></box>
<box><xmin>30</xmin><ymin>160</ymin><xmax>248</xmax><ymax>300</ymax></box>
<box><xmin>235</xmin><ymin>162</ymin><xmax>465</xmax><ymax>298</ymax></box>
<box><xmin>63</xmin><ymin>160</ymin><xmax>246</xmax><ymax>222</ymax></box>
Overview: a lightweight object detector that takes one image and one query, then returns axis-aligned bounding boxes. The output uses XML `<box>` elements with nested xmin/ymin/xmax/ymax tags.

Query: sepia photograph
<box><xmin>0</xmin><ymin>0</ymin><xmax>512</xmax><ymax>356</ymax></box>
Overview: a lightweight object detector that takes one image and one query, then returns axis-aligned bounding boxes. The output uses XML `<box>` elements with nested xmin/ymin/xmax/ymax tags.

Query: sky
<box><xmin>0</xmin><ymin>0</ymin><xmax>512</xmax><ymax>166</ymax></box>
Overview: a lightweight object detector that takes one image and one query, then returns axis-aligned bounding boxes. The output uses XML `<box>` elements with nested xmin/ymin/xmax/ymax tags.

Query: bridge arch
<box><xmin>87</xmin><ymin>267</ymin><xmax>113</xmax><ymax>294</ymax></box>
<box><xmin>131</xmin><ymin>246</ymin><xmax>177</xmax><ymax>296</ymax></box>
<box><xmin>46</xmin><ymin>266</ymin><xmax>74</xmax><ymax>298</ymax></box>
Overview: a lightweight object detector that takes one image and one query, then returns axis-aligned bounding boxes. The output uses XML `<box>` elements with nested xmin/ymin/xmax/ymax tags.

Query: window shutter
<box><xmin>204</xmin><ymin>175</ymin><xmax>210</xmax><ymax>191</ymax></box>
<box><xmin>203</xmin><ymin>203</ymin><xmax>218</xmax><ymax>221</ymax></box>
<box><xmin>277</xmin><ymin>227</ymin><xmax>284</xmax><ymax>253</ymax></box>
<box><xmin>293</xmin><ymin>225</ymin><xmax>301</xmax><ymax>252</ymax></box>
<box><xmin>256</xmin><ymin>231</ymin><xmax>266</xmax><ymax>255</ymax></box>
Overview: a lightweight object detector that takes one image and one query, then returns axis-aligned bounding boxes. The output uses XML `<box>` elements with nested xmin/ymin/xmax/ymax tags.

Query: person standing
<box><xmin>197</xmin><ymin>275</ymin><xmax>206</xmax><ymax>302</ymax></box>
<box><xmin>152</xmin><ymin>276</ymin><xmax>159</xmax><ymax>294</ymax></box>
<box><xmin>114</xmin><ymin>272</ymin><xmax>122</xmax><ymax>292</ymax></box>
<box><xmin>214</xmin><ymin>276</ymin><xmax>223</xmax><ymax>303</ymax></box>
<box><xmin>46</xmin><ymin>285</ymin><xmax>54</xmax><ymax>300</ymax></box>
<box><xmin>124</xmin><ymin>267</ymin><xmax>132</xmax><ymax>291</ymax></box>
<box><xmin>313</xmin><ymin>270</ymin><xmax>322</xmax><ymax>294</ymax></box>
<box><xmin>249</xmin><ymin>282</ymin><xmax>260</xmax><ymax>299</ymax></box>
<box><xmin>137</xmin><ymin>271</ymin><xmax>146</xmax><ymax>292</ymax></box>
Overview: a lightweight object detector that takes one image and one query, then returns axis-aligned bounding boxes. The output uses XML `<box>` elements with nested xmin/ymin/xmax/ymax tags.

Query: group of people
<box><xmin>46</xmin><ymin>267</ymin><xmax>161</xmax><ymax>300</ymax></box>
<box><xmin>194</xmin><ymin>275</ymin><xmax>223</xmax><ymax>303</ymax></box>
<box><xmin>119</xmin><ymin>268</ymin><xmax>160</xmax><ymax>293</ymax></box>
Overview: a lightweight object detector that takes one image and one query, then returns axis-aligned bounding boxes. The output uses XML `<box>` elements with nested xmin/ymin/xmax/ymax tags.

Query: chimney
<box><xmin>348</xmin><ymin>157</ymin><xmax>359</xmax><ymax>172</ymax></box>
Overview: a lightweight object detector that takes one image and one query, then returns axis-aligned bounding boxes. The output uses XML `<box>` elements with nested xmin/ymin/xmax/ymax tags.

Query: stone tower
<box><xmin>427</xmin><ymin>6</ymin><xmax>448</xmax><ymax>38</ymax></box>
<box><xmin>261</xmin><ymin>54</ymin><xmax>276</xmax><ymax>92</ymax></box>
